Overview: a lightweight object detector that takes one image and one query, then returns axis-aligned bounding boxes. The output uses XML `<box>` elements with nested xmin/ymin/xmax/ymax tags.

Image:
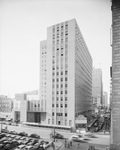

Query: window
<box><xmin>52</xmin><ymin>112</ymin><xmax>54</xmax><ymax>116</ymax></box>
<box><xmin>56</xmin><ymin>104</ymin><xmax>59</xmax><ymax>107</ymax></box>
<box><xmin>65</xmin><ymin>77</ymin><xmax>67</xmax><ymax>81</ymax></box>
<box><xmin>61</xmin><ymin>84</ymin><xmax>63</xmax><ymax>88</ymax></box>
<box><xmin>65</xmin><ymin>104</ymin><xmax>67</xmax><ymax>107</ymax></box>
<box><xmin>65</xmin><ymin>71</ymin><xmax>68</xmax><ymax>75</ymax></box>
<box><xmin>57</xmin><ymin>91</ymin><xmax>59</xmax><ymax>94</ymax></box>
<box><xmin>61</xmin><ymin>72</ymin><xmax>63</xmax><ymax>75</ymax></box>
<box><xmin>61</xmin><ymin>91</ymin><xmax>63</xmax><ymax>94</ymax></box>
<box><xmin>52</xmin><ymin>104</ymin><xmax>54</xmax><ymax>107</ymax></box>
<box><xmin>61</xmin><ymin>78</ymin><xmax>63</xmax><ymax>81</ymax></box>
<box><xmin>69</xmin><ymin>120</ymin><xmax>72</xmax><ymax>126</ymax></box>
<box><xmin>65</xmin><ymin>120</ymin><xmax>67</xmax><ymax>126</ymax></box>
<box><xmin>52</xmin><ymin>119</ymin><xmax>54</xmax><ymax>124</ymax></box>
<box><xmin>65</xmin><ymin>84</ymin><xmax>67</xmax><ymax>88</ymax></box>
<box><xmin>65</xmin><ymin>91</ymin><xmax>67</xmax><ymax>94</ymax></box>
<box><xmin>65</xmin><ymin>113</ymin><xmax>67</xmax><ymax>117</ymax></box>
<box><xmin>48</xmin><ymin>119</ymin><xmax>50</xmax><ymax>124</ymax></box>
<box><xmin>57</xmin><ymin>78</ymin><xmax>59</xmax><ymax>82</ymax></box>
<box><xmin>61</xmin><ymin>104</ymin><xmax>63</xmax><ymax>107</ymax></box>
<box><xmin>61</xmin><ymin>97</ymin><xmax>63</xmax><ymax>101</ymax></box>
<box><xmin>65</xmin><ymin>97</ymin><xmax>67</xmax><ymax>101</ymax></box>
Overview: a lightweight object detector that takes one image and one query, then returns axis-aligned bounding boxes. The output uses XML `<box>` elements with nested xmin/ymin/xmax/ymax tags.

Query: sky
<box><xmin>0</xmin><ymin>0</ymin><xmax>112</xmax><ymax>99</ymax></box>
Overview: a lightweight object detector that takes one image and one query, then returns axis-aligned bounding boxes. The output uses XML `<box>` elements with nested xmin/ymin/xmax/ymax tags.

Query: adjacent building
<box><xmin>92</xmin><ymin>67</ymin><xmax>103</xmax><ymax>107</ymax></box>
<box><xmin>40</xmin><ymin>19</ymin><xmax>92</xmax><ymax>129</ymax></box>
<box><xmin>12</xmin><ymin>90</ymin><xmax>40</xmax><ymax>123</ymax></box>
<box><xmin>110</xmin><ymin>0</ymin><xmax>120</xmax><ymax>147</ymax></box>
<box><xmin>0</xmin><ymin>95</ymin><xmax>13</xmax><ymax>120</ymax></box>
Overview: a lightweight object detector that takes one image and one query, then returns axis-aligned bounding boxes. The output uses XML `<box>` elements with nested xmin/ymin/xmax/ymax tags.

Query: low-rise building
<box><xmin>12</xmin><ymin>90</ymin><xmax>40</xmax><ymax>123</ymax></box>
<box><xmin>0</xmin><ymin>95</ymin><xmax>13</xmax><ymax>120</ymax></box>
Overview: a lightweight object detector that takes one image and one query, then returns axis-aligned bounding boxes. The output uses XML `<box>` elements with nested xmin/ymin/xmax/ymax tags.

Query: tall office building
<box><xmin>92</xmin><ymin>68</ymin><xmax>103</xmax><ymax>107</ymax></box>
<box><xmin>40</xmin><ymin>19</ymin><xmax>92</xmax><ymax>128</ymax></box>
<box><xmin>103</xmin><ymin>92</ymin><xmax>108</xmax><ymax>107</ymax></box>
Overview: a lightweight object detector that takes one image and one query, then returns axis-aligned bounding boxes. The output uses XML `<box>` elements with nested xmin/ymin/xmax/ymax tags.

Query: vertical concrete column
<box><xmin>111</xmin><ymin>0</ymin><xmax>120</xmax><ymax>149</ymax></box>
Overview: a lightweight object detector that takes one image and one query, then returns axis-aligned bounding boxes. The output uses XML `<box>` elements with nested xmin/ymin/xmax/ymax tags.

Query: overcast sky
<box><xmin>0</xmin><ymin>0</ymin><xmax>112</xmax><ymax>99</ymax></box>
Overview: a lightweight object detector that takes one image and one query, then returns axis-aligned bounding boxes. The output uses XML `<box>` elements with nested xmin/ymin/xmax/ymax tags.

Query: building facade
<box><xmin>40</xmin><ymin>19</ymin><xmax>92</xmax><ymax>128</ymax></box>
<box><xmin>0</xmin><ymin>95</ymin><xmax>13</xmax><ymax>120</ymax></box>
<box><xmin>92</xmin><ymin>67</ymin><xmax>103</xmax><ymax>107</ymax></box>
<box><xmin>110</xmin><ymin>0</ymin><xmax>120</xmax><ymax>148</ymax></box>
<box><xmin>12</xmin><ymin>90</ymin><xmax>40</xmax><ymax>123</ymax></box>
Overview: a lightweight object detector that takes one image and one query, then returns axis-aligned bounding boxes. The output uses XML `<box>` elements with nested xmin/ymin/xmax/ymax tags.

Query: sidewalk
<box><xmin>58</xmin><ymin>142</ymin><xmax>108</xmax><ymax>150</ymax></box>
<box><xmin>48</xmin><ymin>141</ymin><xmax>63</xmax><ymax>150</ymax></box>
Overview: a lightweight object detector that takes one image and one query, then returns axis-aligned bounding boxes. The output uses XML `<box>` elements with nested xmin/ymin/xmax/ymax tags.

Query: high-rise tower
<box><xmin>40</xmin><ymin>19</ymin><xmax>92</xmax><ymax>128</ymax></box>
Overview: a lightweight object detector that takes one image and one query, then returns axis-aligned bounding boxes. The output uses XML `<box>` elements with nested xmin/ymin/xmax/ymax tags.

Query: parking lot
<box><xmin>0</xmin><ymin>130</ymin><xmax>53</xmax><ymax>150</ymax></box>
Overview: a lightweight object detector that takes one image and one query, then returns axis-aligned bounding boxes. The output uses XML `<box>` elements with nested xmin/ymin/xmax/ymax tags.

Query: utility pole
<box><xmin>54</xmin><ymin>127</ymin><xmax>55</xmax><ymax>142</ymax></box>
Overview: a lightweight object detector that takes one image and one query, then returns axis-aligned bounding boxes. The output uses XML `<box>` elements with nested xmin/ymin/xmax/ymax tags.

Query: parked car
<box><xmin>22</xmin><ymin>145</ymin><xmax>34</xmax><ymax>150</ymax></box>
<box><xmin>0</xmin><ymin>143</ymin><xmax>5</xmax><ymax>150</ymax></box>
<box><xmin>22</xmin><ymin>138</ymin><xmax>32</xmax><ymax>145</ymax></box>
<box><xmin>9</xmin><ymin>130</ymin><xmax>17</xmax><ymax>135</ymax></box>
<box><xmin>3</xmin><ymin>141</ymin><xmax>19</xmax><ymax>150</ymax></box>
<box><xmin>0</xmin><ymin>133</ymin><xmax>6</xmax><ymax>139</ymax></box>
<box><xmin>14</xmin><ymin>144</ymin><xmax>26</xmax><ymax>150</ymax></box>
<box><xmin>27</xmin><ymin>139</ymin><xmax>39</xmax><ymax>146</ymax></box>
<box><xmin>15</xmin><ymin>135</ymin><xmax>21</xmax><ymax>140</ymax></box>
<box><xmin>0</xmin><ymin>137</ymin><xmax>8</xmax><ymax>143</ymax></box>
<box><xmin>18</xmin><ymin>132</ymin><xmax>28</xmax><ymax>137</ymax></box>
<box><xmin>29</xmin><ymin>134</ymin><xmax>40</xmax><ymax>139</ymax></box>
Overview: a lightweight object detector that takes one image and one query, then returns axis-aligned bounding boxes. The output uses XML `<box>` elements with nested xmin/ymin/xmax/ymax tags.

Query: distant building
<box><xmin>40</xmin><ymin>19</ymin><xmax>92</xmax><ymax>129</ymax></box>
<box><xmin>92</xmin><ymin>67</ymin><xmax>103</xmax><ymax>107</ymax></box>
<box><xmin>0</xmin><ymin>95</ymin><xmax>13</xmax><ymax>119</ymax></box>
<box><xmin>103</xmin><ymin>92</ymin><xmax>108</xmax><ymax>107</ymax></box>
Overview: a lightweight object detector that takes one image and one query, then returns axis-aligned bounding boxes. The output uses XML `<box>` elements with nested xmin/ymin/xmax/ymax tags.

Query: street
<box><xmin>2</xmin><ymin>124</ymin><xmax>110</xmax><ymax>150</ymax></box>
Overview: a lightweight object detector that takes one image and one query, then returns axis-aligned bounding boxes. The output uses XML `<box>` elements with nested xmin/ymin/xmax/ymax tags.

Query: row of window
<box><xmin>52</xmin><ymin>97</ymin><xmax>68</xmax><ymax>101</ymax></box>
<box><xmin>52</xmin><ymin>113</ymin><xmax>67</xmax><ymax>117</ymax></box>
<box><xmin>52</xmin><ymin>71</ymin><xmax>68</xmax><ymax>76</ymax></box>
<box><xmin>52</xmin><ymin>90</ymin><xmax>68</xmax><ymax>94</ymax></box>
<box><xmin>52</xmin><ymin>103</ymin><xmax>67</xmax><ymax>107</ymax></box>
<box><xmin>53</xmin><ymin>24</ymin><xmax>68</xmax><ymax>32</ymax></box>
<box><xmin>52</xmin><ymin>84</ymin><xmax>68</xmax><ymax>88</ymax></box>
<box><xmin>52</xmin><ymin>77</ymin><xmax>68</xmax><ymax>82</ymax></box>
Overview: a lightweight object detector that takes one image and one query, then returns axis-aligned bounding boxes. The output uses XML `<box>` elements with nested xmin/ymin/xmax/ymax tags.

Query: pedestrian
<box><xmin>70</xmin><ymin>140</ymin><xmax>72</xmax><ymax>146</ymax></box>
<box><xmin>78</xmin><ymin>142</ymin><xmax>80</xmax><ymax>148</ymax></box>
<box><xmin>68</xmin><ymin>141</ymin><xmax>70</xmax><ymax>148</ymax></box>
